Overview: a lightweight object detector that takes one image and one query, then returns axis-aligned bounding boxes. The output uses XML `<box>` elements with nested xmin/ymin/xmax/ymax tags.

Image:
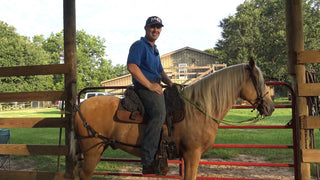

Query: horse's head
<box><xmin>240</xmin><ymin>58</ymin><xmax>274</xmax><ymax>117</ymax></box>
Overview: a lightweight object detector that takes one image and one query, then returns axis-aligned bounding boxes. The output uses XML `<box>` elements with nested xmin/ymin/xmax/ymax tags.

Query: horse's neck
<box><xmin>184</xmin><ymin>67</ymin><xmax>246</xmax><ymax>121</ymax></box>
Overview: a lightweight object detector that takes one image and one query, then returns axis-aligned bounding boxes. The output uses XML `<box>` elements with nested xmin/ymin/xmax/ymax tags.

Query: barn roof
<box><xmin>161</xmin><ymin>46</ymin><xmax>218</xmax><ymax>58</ymax></box>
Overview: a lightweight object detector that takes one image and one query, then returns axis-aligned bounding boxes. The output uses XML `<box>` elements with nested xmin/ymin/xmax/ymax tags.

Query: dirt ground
<box><xmin>101</xmin><ymin>154</ymin><xmax>298</xmax><ymax>180</ymax></box>
<box><xmin>5</xmin><ymin>154</ymin><xmax>318</xmax><ymax>180</ymax></box>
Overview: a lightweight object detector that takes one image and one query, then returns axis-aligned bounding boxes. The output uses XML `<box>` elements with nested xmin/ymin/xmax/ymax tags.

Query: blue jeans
<box><xmin>135</xmin><ymin>86</ymin><xmax>166</xmax><ymax>165</ymax></box>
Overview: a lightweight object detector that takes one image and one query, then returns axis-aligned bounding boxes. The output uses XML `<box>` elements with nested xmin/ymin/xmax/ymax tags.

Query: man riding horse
<box><xmin>127</xmin><ymin>16</ymin><xmax>173</xmax><ymax>174</ymax></box>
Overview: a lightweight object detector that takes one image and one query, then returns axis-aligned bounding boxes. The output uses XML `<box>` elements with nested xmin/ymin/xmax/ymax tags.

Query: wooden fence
<box><xmin>0</xmin><ymin>64</ymin><xmax>74</xmax><ymax>179</ymax></box>
<box><xmin>296</xmin><ymin>49</ymin><xmax>320</xmax><ymax>178</ymax></box>
<box><xmin>0</xmin><ymin>0</ymin><xmax>77</xmax><ymax>179</ymax></box>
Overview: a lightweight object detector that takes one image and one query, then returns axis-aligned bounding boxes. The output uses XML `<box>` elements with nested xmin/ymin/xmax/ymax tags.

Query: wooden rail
<box><xmin>300</xmin><ymin>116</ymin><xmax>320</xmax><ymax>129</ymax></box>
<box><xmin>0</xmin><ymin>171</ymin><xmax>74</xmax><ymax>180</ymax></box>
<box><xmin>298</xmin><ymin>83</ymin><xmax>320</xmax><ymax>96</ymax></box>
<box><xmin>0</xmin><ymin>118</ymin><xmax>67</xmax><ymax>128</ymax></box>
<box><xmin>0</xmin><ymin>144</ymin><xmax>68</xmax><ymax>155</ymax></box>
<box><xmin>297</xmin><ymin>50</ymin><xmax>320</xmax><ymax>64</ymax></box>
<box><xmin>0</xmin><ymin>64</ymin><xmax>70</xmax><ymax>77</ymax></box>
<box><xmin>0</xmin><ymin>91</ymin><xmax>67</xmax><ymax>102</ymax></box>
<box><xmin>302</xmin><ymin>149</ymin><xmax>320</xmax><ymax>163</ymax></box>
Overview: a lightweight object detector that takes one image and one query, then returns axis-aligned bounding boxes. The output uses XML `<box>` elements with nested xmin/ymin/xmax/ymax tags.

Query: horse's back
<box><xmin>75</xmin><ymin>95</ymin><xmax>143</xmax><ymax>156</ymax></box>
<box><xmin>75</xmin><ymin>95</ymin><xmax>120</xmax><ymax>137</ymax></box>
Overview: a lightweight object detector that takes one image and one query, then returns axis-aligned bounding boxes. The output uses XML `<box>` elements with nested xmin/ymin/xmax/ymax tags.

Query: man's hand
<box><xmin>148</xmin><ymin>83</ymin><xmax>163</xmax><ymax>94</ymax></box>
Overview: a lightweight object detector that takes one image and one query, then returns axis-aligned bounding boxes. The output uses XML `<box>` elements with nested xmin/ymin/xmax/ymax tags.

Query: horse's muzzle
<box><xmin>257</xmin><ymin>102</ymin><xmax>274</xmax><ymax>117</ymax></box>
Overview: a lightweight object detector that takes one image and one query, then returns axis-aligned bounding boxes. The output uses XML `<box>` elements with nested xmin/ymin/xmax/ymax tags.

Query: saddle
<box><xmin>114</xmin><ymin>86</ymin><xmax>145</xmax><ymax>124</ymax></box>
<box><xmin>114</xmin><ymin>85</ymin><xmax>185</xmax><ymax>125</ymax></box>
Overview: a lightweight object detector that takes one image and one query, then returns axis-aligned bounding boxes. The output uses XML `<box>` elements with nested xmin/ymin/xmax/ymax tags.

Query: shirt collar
<box><xmin>141</xmin><ymin>37</ymin><xmax>157</xmax><ymax>49</ymax></box>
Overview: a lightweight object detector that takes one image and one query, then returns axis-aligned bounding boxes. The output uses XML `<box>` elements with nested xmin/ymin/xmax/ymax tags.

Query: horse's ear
<box><xmin>249</xmin><ymin>57</ymin><xmax>255</xmax><ymax>69</ymax></box>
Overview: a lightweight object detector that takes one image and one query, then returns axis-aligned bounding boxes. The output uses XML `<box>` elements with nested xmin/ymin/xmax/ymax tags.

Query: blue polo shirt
<box><xmin>127</xmin><ymin>37</ymin><xmax>163</xmax><ymax>84</ymax></box>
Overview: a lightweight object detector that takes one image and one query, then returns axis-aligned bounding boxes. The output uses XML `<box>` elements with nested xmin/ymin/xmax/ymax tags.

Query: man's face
<box><xmin>145</xmin><ymin>24</ymin><xmax>162</xmax><ymax>43</ymax></box>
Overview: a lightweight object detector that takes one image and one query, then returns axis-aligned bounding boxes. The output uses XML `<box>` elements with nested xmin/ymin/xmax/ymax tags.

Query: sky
<box><xmin>0</xmin><ymin>0</ymin><xmax>245</xmax><ymax>65</ymax></box>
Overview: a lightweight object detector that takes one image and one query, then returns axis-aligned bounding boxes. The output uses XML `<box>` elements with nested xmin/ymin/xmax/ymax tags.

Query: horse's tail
<box><xmin>69</xmin><ymin>107</ymin><xmax>79</xmax><ymax>164</ymax></box>
<box><xmin>69</xmin><ymin>130</ymin><xmax>77</xmax><ymax>159</ymax></box>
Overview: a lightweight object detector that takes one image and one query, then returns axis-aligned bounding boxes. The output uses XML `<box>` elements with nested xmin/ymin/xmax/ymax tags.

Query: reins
<box><xmin>174</xmin><ymin>67</ymin><xmax>266</xmax><ymax>125</ymax></box>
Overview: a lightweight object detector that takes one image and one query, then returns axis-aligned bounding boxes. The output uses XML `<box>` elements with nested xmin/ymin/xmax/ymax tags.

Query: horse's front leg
<box><xmin>182</xmin><ymin>150</ymin><xmax>201</xmax><ymax>180</ymax></box>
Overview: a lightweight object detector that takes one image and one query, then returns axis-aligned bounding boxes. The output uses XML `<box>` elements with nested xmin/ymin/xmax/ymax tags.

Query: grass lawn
<box><xmin>203</xmin><ymin>107</ymin><xmax>294</xmax><ymax>162</ymax></box>
<box><xmin>0</xmin><ymin>108</ymin><xmax>67</xmax><ymax>171</ymax></box>
<box><xmin>0</xmin><ymin>99</ymin><xmax>319</xmax><ymax>177</ymax></box>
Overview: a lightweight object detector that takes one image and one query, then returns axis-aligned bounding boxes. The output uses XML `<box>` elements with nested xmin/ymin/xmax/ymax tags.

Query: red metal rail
<box><xmin>212</xmin><ymin>144</ymin><xmax>293</xmax><ymax>149</ymax></box>
<box><xmin>80</xmin><ymin>81</ymin><xmax>297</xmax><ymax>179</ymax></box>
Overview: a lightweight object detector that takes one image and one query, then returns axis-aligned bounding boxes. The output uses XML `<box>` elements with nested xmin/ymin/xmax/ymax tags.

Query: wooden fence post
<box><xmin>63</xmin><ymin>0</ymin><xmax>77</xmax><ymax>178</ymax></box>
<box><xmin>285</xmin><ymin>0</ymin><xmax>310</xmax><ymax>179</ymax></box>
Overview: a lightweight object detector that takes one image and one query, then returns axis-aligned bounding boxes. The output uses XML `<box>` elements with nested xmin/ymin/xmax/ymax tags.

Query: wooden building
<box><xmin>161</xmin><ymin>46</ymin><xmax>226</xmax><ymax>84</ymax></box>
<box><xmin>101</xmin><ymin>46</ymin><xmax>226</xmax><ymax>95</ymax></box>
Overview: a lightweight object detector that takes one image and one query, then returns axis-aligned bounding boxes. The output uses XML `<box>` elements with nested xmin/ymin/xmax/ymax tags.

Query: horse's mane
<box><xmin>183</xmin><ymin>63</ymin><xmax>264</xmax><ymax>121</ymax></box>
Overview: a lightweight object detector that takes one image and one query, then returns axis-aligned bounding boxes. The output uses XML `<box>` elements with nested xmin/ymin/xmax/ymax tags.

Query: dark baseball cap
<box><xmin>145</xmin><ymin>16</ymin><xmax>164</xmax><ymax>27</ymax></box>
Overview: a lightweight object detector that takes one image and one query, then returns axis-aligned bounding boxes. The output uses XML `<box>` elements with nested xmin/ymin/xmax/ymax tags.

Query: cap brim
<box><xmin>146</xmin><ymin>22</ymin><xmax>164</xmax><ymax>27</ymax></box>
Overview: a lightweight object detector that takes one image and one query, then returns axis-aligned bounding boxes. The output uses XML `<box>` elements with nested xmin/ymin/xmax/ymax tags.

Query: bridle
<box><xmin>247</xmin><ymin>65</ymin><xmax>268</xmax><ymax>115</ymax></box>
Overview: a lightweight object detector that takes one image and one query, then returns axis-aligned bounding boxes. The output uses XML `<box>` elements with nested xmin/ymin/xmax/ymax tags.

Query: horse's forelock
<box><xmin>253</xmin><ymin>65</ymin><xmax>266</xmax><ymax>94</ymax></box>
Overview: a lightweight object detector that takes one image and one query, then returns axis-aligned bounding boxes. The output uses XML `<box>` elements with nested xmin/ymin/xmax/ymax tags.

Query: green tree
<box><xmin>214</xmin><ymin>0</ymin><xmax>320</xmax><ymax>83</ymax></box>
<box><xmin>41</xmin><ymin>30</ymin><xmax>127</xmax><ymax>92</ymax></box>
<box><xmin>0</xmin><ymin>21</ymin><xmax>53</xmax><ymax>92</ymax></box>
<box><xmin>39</xmin><ymin>32</ymin><xmax>65</xmax><ymax>90</ymax></box>
<box><xmin>1</xmin><ymin>22</ymin><xmax>129</xmax><ymax>93</ymax></box>
<box><xmin>113</xmin><ymin>64</ymin><xmax>129</xmax><ymax>77</ymax></box>
<box><xmin>304</xmin><ymin>0</ymin><xmax>320</xmax><ymax>50</ymax></box>
<box><xmin>303</xmin><ymin>0</ymin><xmax>320</xmax><ymax>75</ymax></box>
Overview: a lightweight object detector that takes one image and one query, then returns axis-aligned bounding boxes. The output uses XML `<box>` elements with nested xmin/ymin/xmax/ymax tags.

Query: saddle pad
<box><xmin>114</xmin><ymin>102</ymin><xmax>144</xmax><ymax>124</ymax></box>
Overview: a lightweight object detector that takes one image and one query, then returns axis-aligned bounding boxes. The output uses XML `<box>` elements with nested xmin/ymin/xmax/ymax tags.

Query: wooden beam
<box><xmin>0</xmin><ymin>64</ymin><xmax>70</xmax><ymax>77</ymax></box>
<box><xmin>295</xmin><ymin>65</ymin><xmax>310</xmax><ymax>180</ymax></box>
<box><xmin>0</xmin><ymin>91</ymin><xmax>66</xmax><ymax>102</ymax></box>
<box><xmin>0</xmin><ymin>170</ymin><xmax>76</xmax><ymax>180</ymax></box>
<box><xmin>170</xmin><ymin>72</ymin><xmax>207</xmax><ymax>75</ymax></box>
<box><xmin>302</xmin><ymin>149</ymin><xmax>320</xmax><ymax>163</ymax></box>
<box><xmin>298</xmin><ymin>83</ymin><xmax>320</xmax><ymax>96</ymax></box>
<box><xmin>285</xmin><ymin>0</ymin><xmax>304</xmax><ymax>75</ymax></box>
<box><xmin>0</xmin><ymin>118</ymin><xmax>66</xmax><ymax>128</ymax></box>
<box><xmin>285</xmin><ymin>0</ymin><xmax>309</xmax><ymax>178</ymax></box>
<box><xmin>164</xmin><ymin>66</ymin><xmax>212</xmax><ymax>70</ymax></box>
<box><xmin>64</xmin><ymin>0</ymin><xmax>78</xmax><ymax>177</ymax></box>
<box><xmin>189</xmin><ymin>67</ymin><xmax>215</xmax><ymax>84</ymax></box>
<box><xmin>300</xmin><ymin>116</ymin><xmax>320</xmax><ymax>129</ymax></box>
<box><xmin>0</xmin><ymin>144</ymin><xmax>68</xmax><ymax>155</ymax></box>
<box><xmin>163</xmin><ymin>64</ymin><xmax>226</xmax><ymax>70</ymax></box>
<box><xmin>297</xmin><ymin>50</ymin><xmax>320</xmax><ymax>64</ymax></box>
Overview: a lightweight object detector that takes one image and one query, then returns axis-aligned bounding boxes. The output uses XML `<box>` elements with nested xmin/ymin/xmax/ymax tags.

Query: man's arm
<box><xmin>160</xmin><ymin>71</ymin><xmax>173</xmax><ymax>87</ymax></box>
<box><xmin>127</xmin><ymin>63</ymin><xmax>163</xmax><ymax>94</ymax></box>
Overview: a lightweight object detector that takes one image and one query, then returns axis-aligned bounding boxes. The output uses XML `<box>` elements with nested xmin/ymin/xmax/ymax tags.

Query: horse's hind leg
<box><xmin>78</xmin><ymin>142</ymin><xmax>105</xmax><ymax>180</ymax></box>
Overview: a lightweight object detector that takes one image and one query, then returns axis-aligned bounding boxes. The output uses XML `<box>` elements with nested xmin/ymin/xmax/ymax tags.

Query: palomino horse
<box><xmin>73</xmin><ymin>59</ymin><xmax>274</xmax><ymax>180</ymax></box>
